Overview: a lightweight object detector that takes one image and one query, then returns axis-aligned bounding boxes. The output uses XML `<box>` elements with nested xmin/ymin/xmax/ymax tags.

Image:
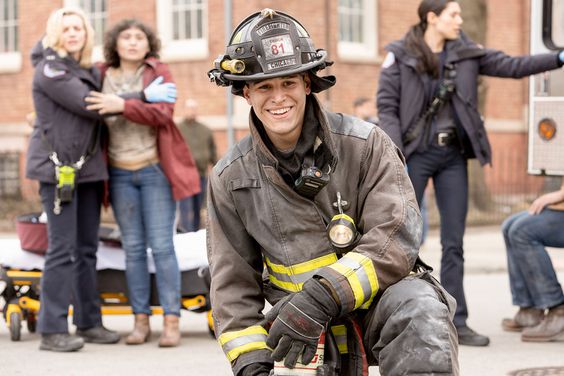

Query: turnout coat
<box><xmin>207</xmin><ymin>95</ymin><xmax>422</xmax><ymax>374</ymax></box>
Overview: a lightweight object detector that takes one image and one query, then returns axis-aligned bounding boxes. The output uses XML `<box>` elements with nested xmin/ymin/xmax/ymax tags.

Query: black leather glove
<box><xmin>265</xmin><ymin>278</ymin><xmax>339</xmax><ymax>368</ymax></box>
<box><xmin>239</xmin><ymin>362</ymin><xmax>272</xmax><ymax>376</ymax></box>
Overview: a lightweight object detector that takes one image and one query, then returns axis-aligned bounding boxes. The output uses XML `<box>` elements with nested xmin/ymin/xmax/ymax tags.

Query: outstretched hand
<box><xmin>85</xmin><ymin>91</ymin><xmax>125</xmax><ymax>114</ymax></box>
<box><xmin>144</xmin><ymin>76</ymin><xmax>177</xmax><ymax>103</ymax></box>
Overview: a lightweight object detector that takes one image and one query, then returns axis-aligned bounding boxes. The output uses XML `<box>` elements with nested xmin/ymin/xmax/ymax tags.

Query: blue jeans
<box><xmin>407</xmin><ymin>144</ymin><xmax>469</xmax><ymax>327</ymax></box>
<box><xmin>502</xmin><ymin>209</ymin><xmax>564</xmax><ymax>309</ymax></box>
<box><xmin>178</xmin><ymin>176</ymin><xmax>207</xmax><ymax>232</ymax></box>
<box><xmin>109</xmin><ymin>164</ymin><xmax>180</xmax><ymax>316</ymax></box>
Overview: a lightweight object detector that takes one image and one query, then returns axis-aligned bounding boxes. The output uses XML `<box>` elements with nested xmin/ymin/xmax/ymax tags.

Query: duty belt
<box><xmin>435</xmin><ymin>131</ymin><xmax>457</xmax><ymax>147</ymax></box>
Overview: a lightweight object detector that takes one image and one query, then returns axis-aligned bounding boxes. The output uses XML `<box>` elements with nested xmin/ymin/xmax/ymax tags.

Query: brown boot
<box><xmin>521</xmin><ymin>304</ymin><xmax>564</xmax><ymax>342</ymax></box>
<box><xmin>126</xmin><ymin>314</ymin><xmax>151</xmax><ymax>345</ymax></box>
<box><xmin>501</xmin><ymin>307</ymin><xmax>544</xmax><ymax>332</ymax></box>
<box><xmin>159</xmin><ymin>315</ymin><xmax>180</xmax><ymax>347</ymax></box>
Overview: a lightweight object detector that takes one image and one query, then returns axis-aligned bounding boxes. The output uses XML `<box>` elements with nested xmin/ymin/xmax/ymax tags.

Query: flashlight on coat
<box><xmin>327</xmin><ymin>192</ymin><xmax>359</xmax><ymax>250</ymax></box>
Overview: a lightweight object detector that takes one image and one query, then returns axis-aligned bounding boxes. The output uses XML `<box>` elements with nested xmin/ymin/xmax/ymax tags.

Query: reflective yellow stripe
<box><xmin>348</xmin><ymin>252</ymin><xmax>379</xmax><ymax>309</ymax></box>
<box><xmin>218</xmin><ymin>325</ymin><xmax>269</xmax><ymax>362</ymax></box>
<box><xmin>330</xmin><ymin>324</ymin><xmax>348</xmax><ymax>354</ymax></box>
<box><xmin>328</xmin><ymin>252</ymin><xmax>379</xmax><ymax>309</ymax></box>
<box><xmin>268</xmin><ymin>275</ymin><xmax>303</xmax><ymax>292</ymax></box>
<box><xmin>266</xmin><ymin>253</ymin><xmax>338</xmax><ymax>275</ymax></box>
<box><xmin>265</xmin><ymin>253</ymin><xmax>338</xmax><ymax>292</ymax></box>
<box><xmin>332</xmin><ymin>213</ymin><xmax>354</xmax><ymax>223</ymax></box>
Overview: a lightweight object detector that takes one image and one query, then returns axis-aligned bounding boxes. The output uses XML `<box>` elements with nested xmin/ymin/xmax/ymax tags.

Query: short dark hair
<box><xmin>103</xmin><ymin>19</ymin><xmax>161</xmax><ymax>68</ymax></box>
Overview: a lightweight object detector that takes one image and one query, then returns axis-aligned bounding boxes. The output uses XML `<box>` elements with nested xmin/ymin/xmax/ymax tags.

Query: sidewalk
<box><xmin>1</xmin><ymin>226</ymin><xmax>563</xmax><ymax>375</ymax></box>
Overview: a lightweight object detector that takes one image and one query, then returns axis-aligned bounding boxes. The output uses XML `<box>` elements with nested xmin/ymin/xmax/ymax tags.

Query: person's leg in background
<box><xmin>178</xmin><ymin>195</ymin><xmax>196</xmax><ymax>232</ymax></box>
<box><xmin>420</xmin><ymin>196</ymin><xmax>429</xmax><ymax>246</ymax></box>
<box><xmin>142</xmin><ymin>163</ymin><xmax>181</xmax><ymax>347</ymax></box>
<box><xmin>177</xmin><ymin>175</ymin><xmax>207</xmax><ymax>232</ymax></box>
<box><xmin>73</xmin><ymin>181</ymin><xmax>120</xmax><ymax>344</ymax></box>
<box><xmin>37</xmin><ymin>182</ymin><xmax>84</xmax><ymax>352</ymax></box>
<box><xmin>501</xmin><ymin>211</ymin><xmax>545</xmax><ymax>332</ymax></box>
<box><xmin>504</xmin><ymin>209</ymin><xmax>564</xmax><ymax>342</ymax></box>
<box><xmin>110</xmin><ymin>166</ymin><xmax>152</xmax><ymax>345</ymax></box>
<box><xmin>432</xmin><ymin>147</ymin><xmax>489</xmax><ymax>346</ymax></box>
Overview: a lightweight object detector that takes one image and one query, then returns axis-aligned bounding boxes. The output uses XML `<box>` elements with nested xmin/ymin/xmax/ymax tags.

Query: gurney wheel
<box><xmin>9</xmin><ymin>312</ymin><xmax>22</xmax><ymax>341</ymax></box>
<box><xmin>27</xmin><ymin>314</ymin><xmax>37</xmax><ymax>333</ymax></box>
<box><xmin>207</xmin><ymin>310</ymin><xmax>215</xmax><ymax>338</ymax></box>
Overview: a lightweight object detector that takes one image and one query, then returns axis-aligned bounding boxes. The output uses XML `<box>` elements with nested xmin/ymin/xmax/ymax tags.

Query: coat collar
<box><xmin>386</xmin><ymin>31</ymin><xmax>486</xmax><ymax>68</ymax></box>
<box><xmin>248</xmin><ymin>94</ymin><xmax>338</xmax><ymax>170</ymax></box>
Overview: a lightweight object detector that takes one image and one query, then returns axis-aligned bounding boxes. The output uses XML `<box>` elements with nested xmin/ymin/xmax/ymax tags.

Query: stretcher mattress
<box><xmin>0</xmin><ymin>229</ymin><xmax>208</xmax><ymax>272</ymax></box>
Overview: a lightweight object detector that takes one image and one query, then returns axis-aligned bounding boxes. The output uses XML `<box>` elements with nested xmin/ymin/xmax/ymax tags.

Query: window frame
<box><xmin>337</xmin><ymin>0</ymin><xmax>378</xmax><ymax>62</ymax></box>
<box><xmin>0</xmin><ymin>0</ymin><xmax>20</xmax><ymax>73</ymax></box>
<box><xmin>156</xmin><ymin>0</ymin><xmax>208</xmax><ymax>62</ymax></box>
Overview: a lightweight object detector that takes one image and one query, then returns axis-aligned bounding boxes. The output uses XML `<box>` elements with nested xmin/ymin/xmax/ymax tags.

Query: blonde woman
<box><xmin>26</xmin><ymin>7</ymin><xmax>120</xmax><ymax>351</ymax></box>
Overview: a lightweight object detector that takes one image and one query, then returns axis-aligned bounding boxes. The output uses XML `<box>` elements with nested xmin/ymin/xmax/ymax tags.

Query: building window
<box><xmin>65</xmin><ymin>0</ymin><xmax>107</xmax><ymax>61</ymax></box>
<box><xmin>157</xmin><ymin>0</ymin><xmax>208</xmax><ymax>62</ymax></box>
<box><xmin>76</xmin><ymin>0</ymin><xmax>107</xmax><ymax>46</ymax></box>
<box><xmin>338</xmin><ymin>0</ymin><xmax>377</xmax><ymax>61</ymax></box>
<box><xmin>0</xmin><ymin>0</ymin><xmax>20</xmax><ymax>73</ymax></box>
<box><xmin>0</xmin><ymin>152</ymin><xmax>20</xmax><ymax>198</ymax></box>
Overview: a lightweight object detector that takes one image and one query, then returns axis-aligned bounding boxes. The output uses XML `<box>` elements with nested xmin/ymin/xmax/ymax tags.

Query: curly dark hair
<box><xmin>103</xmin><ymin>19</ymin><xmax>160</xmax><ymax>67</ymax></box>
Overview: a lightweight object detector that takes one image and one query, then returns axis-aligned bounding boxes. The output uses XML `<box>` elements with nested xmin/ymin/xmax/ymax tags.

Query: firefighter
<box><xmin>207</xmin><ymin>9</ymin><xmax>459</xmax><ymax>376</ymax></box>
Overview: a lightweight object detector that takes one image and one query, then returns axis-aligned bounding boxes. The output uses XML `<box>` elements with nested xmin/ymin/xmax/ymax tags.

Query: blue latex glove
<box><xmin>143</xmin><ymin>76</ymin><xmax>177</xmax><ymax>103</ymax></box>
<box><xmin>559</xmin><ymin>51</ymin><xmax>564</xmax><ymax>64</ymax></box>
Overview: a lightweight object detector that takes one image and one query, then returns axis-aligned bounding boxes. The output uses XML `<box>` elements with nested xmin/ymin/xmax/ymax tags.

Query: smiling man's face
<box><xmin>243</xmin><ymin>74</ymin><xmax>311</xmax><ymax>151</ymax></box>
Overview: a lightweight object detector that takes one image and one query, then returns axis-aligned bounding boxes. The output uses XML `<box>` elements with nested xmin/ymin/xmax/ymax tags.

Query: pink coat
<box><xmin>99</xmin><ymin>58</ymin><xmax>200</xmax><ymax>201</ymax></box>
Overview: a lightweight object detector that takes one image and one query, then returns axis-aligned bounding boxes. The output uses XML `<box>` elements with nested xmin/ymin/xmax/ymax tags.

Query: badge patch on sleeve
<box><xmin>381</xmin><ymin>52</ymin><xmax>395</xmax><ymax>69</ymax></box>
<box><xmin>43</xmin><ymin>64</ymin><xmax>66</xmax><ymax>78</ymax></box>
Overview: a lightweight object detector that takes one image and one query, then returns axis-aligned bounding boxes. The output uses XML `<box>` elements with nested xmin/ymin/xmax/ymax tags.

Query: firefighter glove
<box><xmin>265</xmin><ymin>278</ymin><xmax>339</xmax><ymax>368</ymax></box>
<box><xmin>143</xmin><ymin>76</ymin><xmax>177</xmax><ymax>103</ymax></box>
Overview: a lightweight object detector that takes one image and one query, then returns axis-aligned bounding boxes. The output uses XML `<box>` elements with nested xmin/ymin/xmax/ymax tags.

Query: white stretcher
<box><xmin>0</xmin><ymin>229</ymin><xmax>212</xmax><ymax>341</ymax></box>
<box><xmin>0</xmin><ymin>229</ymin><xmax>209</xmax><ymax>272</ymax></box>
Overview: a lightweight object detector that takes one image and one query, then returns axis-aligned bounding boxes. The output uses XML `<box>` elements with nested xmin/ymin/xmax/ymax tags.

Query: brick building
<box><xmin>0</xmin><ymin>0</ymin><xmax>541</xmax><ymax>203</ymax></box>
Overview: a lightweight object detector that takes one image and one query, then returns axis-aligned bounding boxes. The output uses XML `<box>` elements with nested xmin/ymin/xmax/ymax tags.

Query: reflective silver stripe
<box><xmin>267</xmin><ymin>266</ymin><xmax>318</xmax><ymax>284</ymax></box>
<box><xmin>336</xmin><ymin>257</ymin><xmax>373</xmax><ymax>302</ymax></box>
<box><xmin>222</xmin><ymin>333</ymin><xmax>268</xmax><ymax>354</ymax></box>
<box><xmin>336</xmin><ymin>256</ymin><xmax>362</xmax><ymax>271</ymax></box>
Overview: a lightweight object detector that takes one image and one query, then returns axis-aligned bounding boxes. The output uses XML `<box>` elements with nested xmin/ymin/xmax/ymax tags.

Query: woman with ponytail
<box><xmin>377</xmin><ymin>0</ymin><xmax>564</xmax><ymax>347</ymax></box>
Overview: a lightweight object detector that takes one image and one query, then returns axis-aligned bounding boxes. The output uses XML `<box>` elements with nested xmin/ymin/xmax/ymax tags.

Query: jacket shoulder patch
<box><xmin>327</xmin><ymin>112</ymin><xmax>373</xmax><ymax>140</ymax></box>
<box><xmin>214</xmin><ymin>135</ymin><xmax>253</xmax><ymax>175</ymax></box>
<box><xmin>382</xmin><ymin>52</ymin><xmax>395</xmax><ymax>69</ymax></box>
<box><xmin>43</xmin><ymin>63</ymin><xmax>66</xmax><ymax>78</ymax></box>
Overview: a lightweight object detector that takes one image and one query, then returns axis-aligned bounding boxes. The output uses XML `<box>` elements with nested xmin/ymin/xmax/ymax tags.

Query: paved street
<box><xmin>1</xmin><ymin>226</ymin><xmax>563</xmax><ymax>375</ymax></box>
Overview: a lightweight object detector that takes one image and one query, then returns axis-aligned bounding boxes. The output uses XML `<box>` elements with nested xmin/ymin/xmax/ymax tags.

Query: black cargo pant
<box><xmin>407</xmin><ymin>143</ymin><xmax>469</xmax><ymax>328</ymax></box>
<box><xmin>37</xmin><ymin>181</ymin><xmax>103</xmax><ymax>334</ymax></box>
<box><xmin>363</xmin><ymin>274</ymin><xmax>459</xmax><ymax>375</ymax></box>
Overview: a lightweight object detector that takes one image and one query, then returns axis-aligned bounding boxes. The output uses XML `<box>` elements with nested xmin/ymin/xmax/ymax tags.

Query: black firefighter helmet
<box><xmin>208</xmin><ymin>8</ymin><xmax>336</xmax><ymax>96</ymax></box>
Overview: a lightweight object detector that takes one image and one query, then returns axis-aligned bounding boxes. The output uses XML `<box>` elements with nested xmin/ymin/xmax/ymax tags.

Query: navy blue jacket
<box><xmin>26</xmin><ymin>44</ymin><xmax>107</xmax><ymax>183</ymax></box>
<box><xmin>377</xmin><ymin>32</ymin><xmax>562</xmax><ymax>165</ymax></box>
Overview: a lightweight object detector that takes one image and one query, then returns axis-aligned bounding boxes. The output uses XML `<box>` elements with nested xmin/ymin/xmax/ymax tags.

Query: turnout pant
<box><xmin>363</xmin><ymin>274</ymin><xmax>459</xmax><ymax>375</ymax></box>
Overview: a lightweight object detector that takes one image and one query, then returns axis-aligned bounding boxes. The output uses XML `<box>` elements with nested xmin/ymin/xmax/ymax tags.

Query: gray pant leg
<box><xmin>363</xmin><ymin>276</ymin><xmax>459</xmax><ymax>376</ymax></box>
